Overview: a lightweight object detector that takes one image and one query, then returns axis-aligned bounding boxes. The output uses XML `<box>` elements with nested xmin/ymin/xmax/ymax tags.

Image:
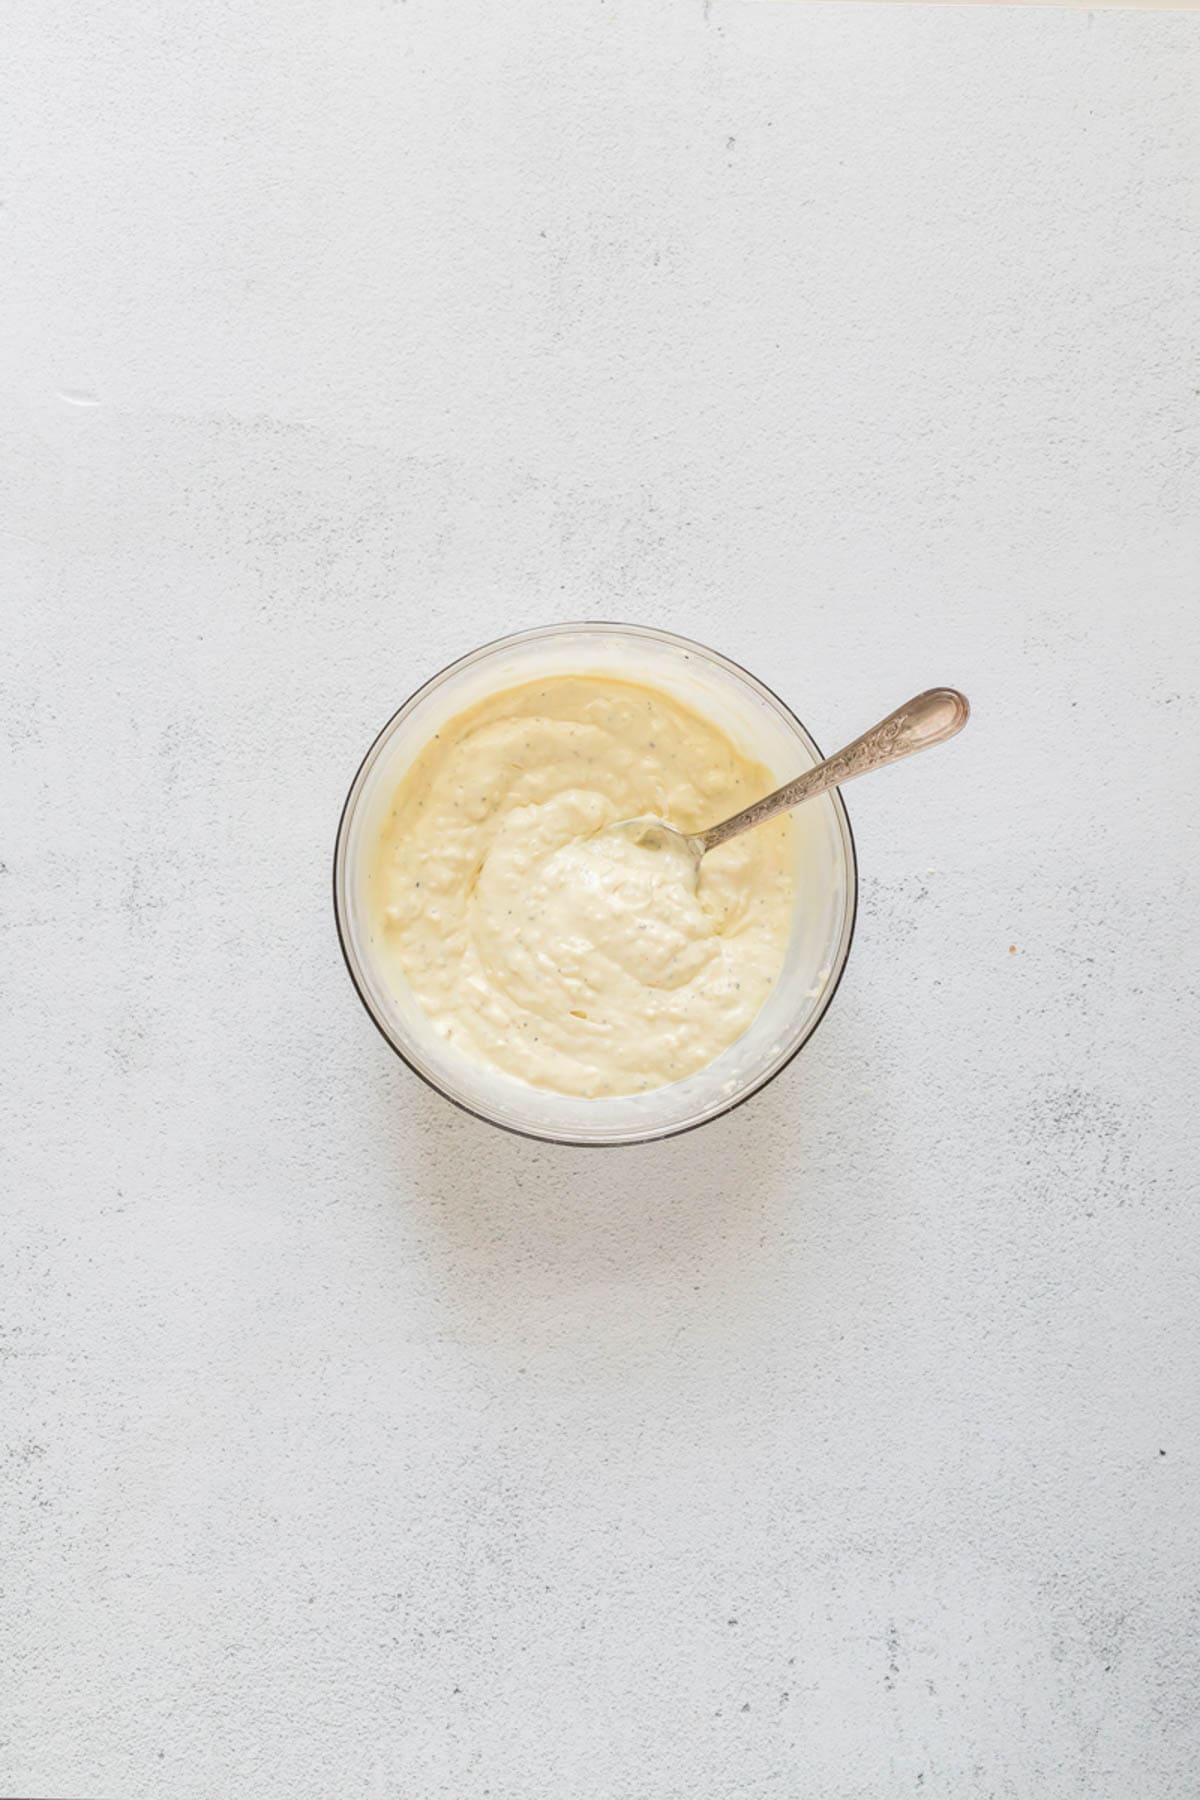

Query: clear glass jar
<box><xmin>333</xmin><ymin>623</ymin><xmax>857</xmax><ymax>1145</ymax></box>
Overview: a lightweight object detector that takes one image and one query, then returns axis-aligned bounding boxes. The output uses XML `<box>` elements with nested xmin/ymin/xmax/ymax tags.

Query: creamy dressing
<box><xmin>368</xmin><ymin>676</ymin><xmax>793</xmax><ymax>1097</ymax></box>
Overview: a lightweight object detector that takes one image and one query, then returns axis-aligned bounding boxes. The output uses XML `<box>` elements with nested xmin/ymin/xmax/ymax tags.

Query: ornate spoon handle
<box><xmin>698</xmin><ymin>688</ymin><xmax>970</xmax><ymax>855</ymax></box>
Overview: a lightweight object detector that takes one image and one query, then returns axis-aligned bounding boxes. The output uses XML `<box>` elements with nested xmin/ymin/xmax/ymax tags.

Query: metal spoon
<box><xmin>614</xmin><ymin>687</ymin><xmax>970</xmax><ymax>876</ymax></box>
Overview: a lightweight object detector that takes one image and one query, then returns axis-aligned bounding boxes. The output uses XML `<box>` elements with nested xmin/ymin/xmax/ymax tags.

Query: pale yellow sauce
<box><xmin>368</xmin><ymin>676</ymin><xmax>793</xmax><ymax>1097</ymax></box>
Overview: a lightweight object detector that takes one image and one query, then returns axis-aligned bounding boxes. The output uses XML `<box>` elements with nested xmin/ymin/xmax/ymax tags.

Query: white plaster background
<box><xmin>2</xmin><ymin>2</ymin><xmax>1199</xmax><ymax>1796</ymax></box>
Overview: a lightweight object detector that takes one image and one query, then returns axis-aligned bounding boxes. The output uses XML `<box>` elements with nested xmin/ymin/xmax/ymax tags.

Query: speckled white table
<box><xmin>3</xmin><ymin>3</ymin><xmax>1199</xmax><ymax>1796</ymax></box>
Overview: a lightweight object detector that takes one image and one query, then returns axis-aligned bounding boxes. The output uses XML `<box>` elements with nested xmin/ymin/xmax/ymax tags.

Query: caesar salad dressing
<box><xmin>368</xmin><ymin>676</ymin><xmax>793</xmax><ymax>1097</ymax></box>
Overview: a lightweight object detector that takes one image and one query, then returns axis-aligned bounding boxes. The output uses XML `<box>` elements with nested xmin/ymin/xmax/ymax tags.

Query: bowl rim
<box><xmin>332</xmin><ymin>621</ymin><xmax>859</xmax><ymax>1146</ymax></box>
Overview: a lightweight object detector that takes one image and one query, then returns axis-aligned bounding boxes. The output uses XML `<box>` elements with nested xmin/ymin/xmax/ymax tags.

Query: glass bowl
<box><xmin>333</xmin><ymin>623</ymin><xmax>857</xmax><ymax>1145</ymax></box>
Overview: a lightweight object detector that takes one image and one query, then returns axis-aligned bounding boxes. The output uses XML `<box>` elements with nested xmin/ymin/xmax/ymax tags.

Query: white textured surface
<box><xmin>3</xmin><ymin>3</ymin><xmax>1199</xmax><ymax>1796</ymax></box>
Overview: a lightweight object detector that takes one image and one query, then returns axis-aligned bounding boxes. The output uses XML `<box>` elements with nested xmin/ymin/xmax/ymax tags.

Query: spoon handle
<box><xmin>698</xmin><ymin>687</ymin><xmax>970</xmax><ymax>854</ymax></box>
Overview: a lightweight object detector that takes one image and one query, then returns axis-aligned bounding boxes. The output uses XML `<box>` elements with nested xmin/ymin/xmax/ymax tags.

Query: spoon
<box><xmin>614</xmin><ymin>687</ymin><xmax>970</xmax><ymax>877</ymax></box>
